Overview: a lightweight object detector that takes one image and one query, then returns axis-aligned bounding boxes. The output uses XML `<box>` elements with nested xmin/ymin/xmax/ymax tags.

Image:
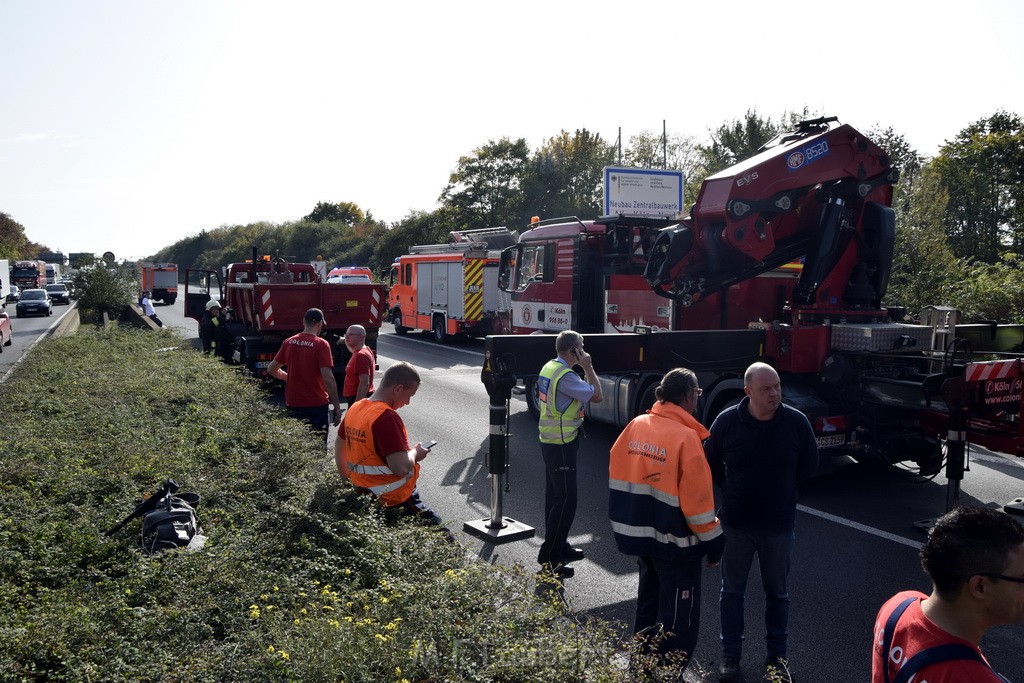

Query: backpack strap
<box><xmin>893</xmin><ymin>644</ymin><xmax>992</xmax><ymax>683</ymax></box>
<box><xmin>882</xmin><ymin>597</ymin><xmax>918</xmax><ymax>683</ymax></box>
<box><xmin>884</xmin><ymin>596</ymin><xmax>1008</xmax><ymax>683</ymax></box>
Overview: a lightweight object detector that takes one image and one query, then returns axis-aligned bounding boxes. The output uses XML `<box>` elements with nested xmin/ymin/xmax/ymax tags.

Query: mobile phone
<box><xmin>572</xmin><ymin>347</ymin><xmax>580</xmax><ymax>358</ymax></box>
<box><xmin>423</xmin><ymin>440</ymin><xmax>437</xmax><ymax>450</ymax></box>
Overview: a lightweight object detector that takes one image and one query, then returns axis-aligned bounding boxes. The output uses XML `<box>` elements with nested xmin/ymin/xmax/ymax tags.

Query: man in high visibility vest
<box><xmin>536</xmin><ymin>330</ymin><xmax>603</xmax><ymax>579</ymax></box>
<box><xmin>609</xmin><ymin>367</ymin><xmax>725</xmax><ymax>676</ymax></box>
<box><xmin>334</xmin><ymin>361</ymin><xmax>441</xmax><ymax>524</ymax></box>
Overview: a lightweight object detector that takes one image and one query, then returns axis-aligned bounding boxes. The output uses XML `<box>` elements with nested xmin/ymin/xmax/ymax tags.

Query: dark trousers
<box><xmin>635</xmin><ymin>555</ymin><xmax>703</xmax><ymax>670</ymax></box>
<box><xmin>148</xmin><ymin>314</ymin><xmax>163</xmax><ymax>327</ymax></box>
<box><xmin>289</xmin><ymin>404</ymin><xmax>329</xmax><ymax>440</ymax></box>
<box><xmin>537</xmin><ymin>438</ymin><xmax>579</xmax><ymax>566</ymax></box>
<box><xmin>719</xmin><ymin>524</ymin><xmax>795</xmax><ymax>660</ymax></box>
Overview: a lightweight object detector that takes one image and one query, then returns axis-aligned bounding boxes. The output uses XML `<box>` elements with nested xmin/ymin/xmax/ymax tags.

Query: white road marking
<box><xmin>798</xmin><ymin>505</ymin><xmax>923</xmax><ymax>549</ymax></box>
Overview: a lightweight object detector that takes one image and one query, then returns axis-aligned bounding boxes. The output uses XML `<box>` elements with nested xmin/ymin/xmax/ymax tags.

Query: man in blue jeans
<box><xmin>705</xmin><ymin>362</ymin><xmax>818</xmax><ymax>682</ymax></box>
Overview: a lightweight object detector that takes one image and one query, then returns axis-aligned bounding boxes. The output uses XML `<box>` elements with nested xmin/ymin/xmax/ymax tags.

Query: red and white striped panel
<box><xmin>369</xmin><ymin>288</ymin><xmax>382</xmax><ymax>324</ymax></box>
<box><xmin>965</xmin><ymin>359</ymin><xmax>1021</xmax><ymax>383</ymax></box>
<box><xmin>261</xmin><ymin>290</ymin><xmax>274</xmax><ymax>326</ymax></box>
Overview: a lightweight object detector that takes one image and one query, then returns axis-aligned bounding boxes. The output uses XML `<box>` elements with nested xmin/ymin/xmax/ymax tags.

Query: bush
<box><xmin>0</xmin><ymin>327</ymin><xmax>641</xmax><ymax>681</ymax></box>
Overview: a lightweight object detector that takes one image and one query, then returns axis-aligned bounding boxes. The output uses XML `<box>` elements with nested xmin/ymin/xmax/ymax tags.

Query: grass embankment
<box><xmin>0</xmin><ymin>326</ymin><xmax>635</xmax><ymax>682</ymax></box>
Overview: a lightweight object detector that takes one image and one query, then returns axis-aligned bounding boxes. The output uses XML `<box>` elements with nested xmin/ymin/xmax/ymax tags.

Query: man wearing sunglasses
<box><xmin>872</xmin><ymin>506</ymin><xmax>1024</xmax><ymax>683</ymax></box>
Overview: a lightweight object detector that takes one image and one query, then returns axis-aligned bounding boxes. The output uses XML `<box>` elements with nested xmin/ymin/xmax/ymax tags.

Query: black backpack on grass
<box><xmin>141</xmin><ymin>491</ymin><xmax>201</xmax><ymax>554</ymax></box>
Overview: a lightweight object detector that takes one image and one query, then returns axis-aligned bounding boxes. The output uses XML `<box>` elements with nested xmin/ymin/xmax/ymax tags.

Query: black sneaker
<box><xmin>562</xmin><ymin>546</ymin><xmax>586</xmax><ymax>561</ymax></box>
<box><xmin>763</xmin><ymin>656</ymin><xmax>792</xmax><ymax>682</ymax></box>
<box><xmin>538</xmin><ymin>562</ymin><xmax>575</xmax><ymax>579</ymax></box>
<box><xmin>719</xmin><ymin>656</ymin><xmax>743</xmax><ymax>682</ymax></box>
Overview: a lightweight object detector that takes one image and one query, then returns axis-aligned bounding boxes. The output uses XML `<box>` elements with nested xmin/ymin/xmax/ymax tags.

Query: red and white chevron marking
<box><xmin>369</xmin><ymin>288</ymin><xmax>381</xmax><ymax>323</ymax></box>
<box><xmin>965</xmin><ymin>359</ymin><xmax>1021</xmax><ymax>383</ymax></box>
<box><xmin>261</xmin><ymin>290</ymin><xmax>274</xmax><ymax>326</ymax></box>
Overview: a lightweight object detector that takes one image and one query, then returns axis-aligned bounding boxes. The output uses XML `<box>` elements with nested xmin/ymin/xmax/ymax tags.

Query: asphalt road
<box><xmin>75</xmin><ymin>302</ymin><xmax>1024</xmax><ymax>681</ymax></box>
<box><xmin>0</xmin><ymin>299</ymin><xmax>78</xmax><ymax>380</ymax></box>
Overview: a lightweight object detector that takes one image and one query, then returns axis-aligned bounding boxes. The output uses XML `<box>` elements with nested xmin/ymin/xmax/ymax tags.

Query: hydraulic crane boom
<box><xmin>644</xmin><ymin>117</ymin><xmax>900</xmax><ymax>313</ymax></box>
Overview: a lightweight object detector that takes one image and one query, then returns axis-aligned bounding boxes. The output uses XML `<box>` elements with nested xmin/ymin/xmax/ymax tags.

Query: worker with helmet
<box><xmin>199</xmin><ymin>299</ymin><xmax>230</xmax><ymax>358</ymax></box>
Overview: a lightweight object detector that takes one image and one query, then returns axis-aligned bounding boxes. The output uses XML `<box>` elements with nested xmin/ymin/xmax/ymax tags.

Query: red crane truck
<box><xmin>184</xmin><ymin>249</ymin><xmax>387</xmax><ymax>380</ymax></box>
<box><xmin>481</xmin><ymin>117</ymin><xmax>1024</xmax><ymax>497</ymax></box>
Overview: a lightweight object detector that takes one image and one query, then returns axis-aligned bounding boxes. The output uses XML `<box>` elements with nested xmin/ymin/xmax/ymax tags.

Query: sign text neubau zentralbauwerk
<box><xmin>603</xmin><ymin>167</ymin><xmax>684</xmax><ymax>218</ymax></box>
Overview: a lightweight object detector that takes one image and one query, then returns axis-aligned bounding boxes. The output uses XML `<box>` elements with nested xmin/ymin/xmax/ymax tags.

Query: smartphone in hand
<box><xmin>423</xmin><ymin>440</ymin><xmax>438</xmax><ymax>450</ymax></box>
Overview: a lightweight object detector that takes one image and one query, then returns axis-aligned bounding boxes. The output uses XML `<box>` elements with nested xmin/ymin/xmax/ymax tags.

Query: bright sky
<box><xmin>2</xmin><ymin>0</ymin><xmax>1021</xmax><ymax>261</ymax></box>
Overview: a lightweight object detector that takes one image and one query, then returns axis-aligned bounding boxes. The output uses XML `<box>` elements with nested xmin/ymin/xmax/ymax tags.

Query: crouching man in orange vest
<box><xmin>335</xmin><ymin>361</ymin><xmax>442</xmax><ymax>526</ymax></box>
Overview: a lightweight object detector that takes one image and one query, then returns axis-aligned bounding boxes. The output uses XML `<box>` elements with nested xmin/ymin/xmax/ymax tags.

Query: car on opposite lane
<box><xmin>5</xmin><ymin>285</ymin><xmax>20</xmax><ymax>303</ymax></box>
<box><xmin>16</xmin><ymin>289</ymin><xmax>52</xmax><ymax>317</ymax></box>
<box><xmin>45</xmin><ymin>283</ymin><xmax>71</xmax><ymax>305</ymax></box>
<box><xmin>0</xmin><ymin>310</ymin><xmax>12</xmax><ymax>351</ymax></box>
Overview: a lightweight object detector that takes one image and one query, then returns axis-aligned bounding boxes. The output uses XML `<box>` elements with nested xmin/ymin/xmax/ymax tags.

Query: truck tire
<box><xmin>433</xmin><ymin>315</ymin><xmax>447</xmax><ymax>343</ymax></box>
<box><xmin>392</xmin><ymin>311</ymin><xmax>408</xmax><ymax>335</ymax></box>
<box><xmin>164</xmin><ymin>296</ymin><xmax>176</xmax><ymax>305</ymax></box>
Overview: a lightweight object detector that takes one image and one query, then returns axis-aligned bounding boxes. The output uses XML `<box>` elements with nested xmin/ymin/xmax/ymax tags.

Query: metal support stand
<box><xmin>464</xmin><ymin>361</ymin><xmax>535</xmax><ymax>544</ymax></box>
<box><xmin>915</xmin><ymin>376</ymin><xmax>968</xmax><ymax>533</ymax></box>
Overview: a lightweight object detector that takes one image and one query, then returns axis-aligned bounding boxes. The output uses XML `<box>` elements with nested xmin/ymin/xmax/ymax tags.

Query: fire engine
<box><xmin>184</xmin><ymin>249</ymin><xmax>387</xmax><ymax>379</ymax></box>
<box><xmin>481</xmin><ymin>117</ymin><xmax>1024</xmax><ymax>487</ymax></box>
<box><xmin>140</xmin><ymin>263</ymin><xmax>179</xmax><ymax>305</ymax></box>
<box><xmin>388</xmin><ymin>227</ymin><xmax>518</xmax><ymax>341</ymax></box>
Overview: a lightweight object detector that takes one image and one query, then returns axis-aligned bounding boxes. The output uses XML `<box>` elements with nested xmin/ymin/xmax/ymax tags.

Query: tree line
<box><xmin>5</xmin><ymin>109</ymin><xmax>1022</xmax><ymax>322</ymax></box>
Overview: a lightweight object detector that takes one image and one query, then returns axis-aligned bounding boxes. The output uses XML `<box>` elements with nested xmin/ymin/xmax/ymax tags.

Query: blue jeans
<box><xmin>537</xmin><ymin>439</ymin><xmax>579</xmax><ymax>566</ymax></box>
<box><xmin>634</xmin><ymin>555</ymin><xmax>702</xmax><ymax>670</ymax></box>
<box><xmin>719</xmin><ymin>525</ymin><xmax>794</xmax><ymax>660</ymax></box>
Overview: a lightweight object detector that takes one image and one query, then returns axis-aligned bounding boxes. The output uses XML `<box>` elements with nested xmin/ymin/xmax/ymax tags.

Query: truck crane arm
<box><xmin>644</xmin><ymin>117</ymin><xmax>900</xmax><ymax>311</ymax></box>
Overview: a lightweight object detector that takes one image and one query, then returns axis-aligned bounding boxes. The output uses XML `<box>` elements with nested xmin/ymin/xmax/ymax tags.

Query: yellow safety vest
<box><xmin>537</xmin><ymin>359</ymin><xmax>585</xmax><ymax>444</ymax></box>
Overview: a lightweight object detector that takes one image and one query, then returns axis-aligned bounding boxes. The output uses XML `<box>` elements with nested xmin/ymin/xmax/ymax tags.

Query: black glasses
<box><xmin>980</xmin><ymin>572</ymin><xmax>1024</xmax><ymax>584</ymax></box>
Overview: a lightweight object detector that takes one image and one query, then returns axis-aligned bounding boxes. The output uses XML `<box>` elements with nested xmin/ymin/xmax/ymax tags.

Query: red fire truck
<box><xmin>185</xmin><ymin>250</ymin><xmax>387</xmax><ymax>378</ymax></box>
<box><xmin>388</xmin><ymin>227</ymin><xmax>518</xmax><ymax>341</ymax></box>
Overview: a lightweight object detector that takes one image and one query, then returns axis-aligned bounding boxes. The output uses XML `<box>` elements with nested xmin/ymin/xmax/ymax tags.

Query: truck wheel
<box><xmin>525</xmin><ymin>376</ymin><xmax>542</xmax><ymax>421</ymax></box>
<box><xmin>392</xmin><ymin>311</ymin><xmax>408</xmax><ymax>335</ymax></box>
<box><xmin>637</xmin><ymin>383</ymin><xmax>659</xmax><ymax>418</ymax></box>
<box><xmin>432</xmin><ymin>316</ymin><xmax>447</xmax><ymax>343</ymax></box>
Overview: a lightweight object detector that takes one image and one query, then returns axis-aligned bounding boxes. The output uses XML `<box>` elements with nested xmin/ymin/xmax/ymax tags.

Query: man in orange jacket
<box><xmin>609</xmin><ymin>367</ymin><xmax>725</xmax><ymax>675</ymax></box>
<box><xmin>335</xmin><ymin>361</ymin><xmax>440</xmax><ymax>524</ymax></box>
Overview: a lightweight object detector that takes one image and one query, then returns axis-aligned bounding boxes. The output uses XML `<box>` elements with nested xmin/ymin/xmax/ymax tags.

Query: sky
<box><xmin>1</xmin><ymin>1</ymin><xmax>1022</xmax><ymax>261</ymax></box>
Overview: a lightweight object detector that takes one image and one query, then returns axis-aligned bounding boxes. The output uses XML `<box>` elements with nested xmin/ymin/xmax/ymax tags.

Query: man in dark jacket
<box><xmin>706</xmin><ymin>362</ymin><xmax>819</xmax><ymax>683</ymax></box>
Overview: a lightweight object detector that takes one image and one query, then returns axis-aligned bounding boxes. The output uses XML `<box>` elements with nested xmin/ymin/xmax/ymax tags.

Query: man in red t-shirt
<box><xmin>267</xmin><ymin>308</ymin><xmax>342</xmax><ymax>438</ymax></box>
<box><xmin>342</xmin><ymin>324</ymin><xmax>375</xmax><ymax>408</ymax></box>
<box><xmin>872</xmin><ymin>506</ymin><xmax>1024</xmax><ymax>683</ymax></box>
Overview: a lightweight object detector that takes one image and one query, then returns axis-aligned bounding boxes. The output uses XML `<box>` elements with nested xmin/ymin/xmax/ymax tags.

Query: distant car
<box><xmin>0</xmin><ymin>310</ymin><xmax>12</xmax><ymax>351</ymax></box>
<box><xmin>327</xmin><ymin>274</ymin><xmax>372</xmax><ymax>285</ymax></box>
<box><xmin>45</xmin><ymin>283</ymin><xmax>71</xmax><ymax>305</ymax></box>
<box><xmin>16</xmin><ymin>289</ymin><xmax>52</xmax><ymax>317</ymax></box>
<box><xmin>5</xmin><ymin>285</ymin><xmax>19</xmax><ymax>303</ymax></box>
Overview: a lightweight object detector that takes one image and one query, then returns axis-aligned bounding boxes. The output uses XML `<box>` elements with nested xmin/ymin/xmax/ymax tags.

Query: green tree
<box><xmin>73</xmin><ymin>263</ymin><xmax>137</xmax><ymax>320</ymax></box>
<box><xmin>439</xmin><ymin>138</ymin><xmax>529</xmax><ymax>231</ymax></box>
<box><xmin>521</xmin><ymin>129</ymin><xmax>615</xmax><ymax>222</ymax></box>
<box><xmin>884</xmin><ymin>163</ymin><xmax>964</xmax><ymax>315</ymax></box>
<box><xmin>622</xmin><ymin>130</ymin><xmax>703</xmax><ymax>206</ymax></box>
<box><xmin>697</xmin><ymin>108</ymin><xmax>787</xmax><ymax>176</ymax></box>
<box><xmin>304</xmin><ymin>201</ymin><xmax>366</xmax><ymax>225</ymax></box>
<box><xmin>931</xmin><ymin>111</ymin><xmax>1024</xmax><ymax>262</ymax></box>
<box><xmin>0</xmin><ymin>212</ymin><xmax>32</xmax><ymax>260</ymax></box>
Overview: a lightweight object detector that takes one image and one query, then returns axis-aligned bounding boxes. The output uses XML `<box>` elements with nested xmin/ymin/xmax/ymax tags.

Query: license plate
<box><xmin>816</xmin><ymin>434</ymin><xmax>846</xmax><ymax>448</ymax></box>
<box><xmin>255</xmin><ymin>360</ymin><xmax>271</xmax><ymax>369</ymax></box>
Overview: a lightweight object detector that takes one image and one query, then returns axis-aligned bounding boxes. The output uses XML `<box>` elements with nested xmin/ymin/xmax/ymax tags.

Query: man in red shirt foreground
<box><xmin>267</xmin><ymin>308</ymin><xmax>342</xmax><ymax>439</ymax></box>
<box><xmin>872</xmin><ymin>505</ymin><xmax>1024</xmax><ymax>683</ymax></box>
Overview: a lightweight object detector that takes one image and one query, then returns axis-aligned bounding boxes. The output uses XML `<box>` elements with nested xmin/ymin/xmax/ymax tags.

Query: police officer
<box><xmin>536</xmin><ymin>330</ymin><xmax>603</xmax><ymax>578</ymax></box>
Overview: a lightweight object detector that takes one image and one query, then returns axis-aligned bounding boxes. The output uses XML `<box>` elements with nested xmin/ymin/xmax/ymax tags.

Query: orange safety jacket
<box><xmin>339</xmin><ymin>400</ymin><xmax>417</xmax><ymax>507</ymax></box>
<box><xmin>609</xmin><ymin>400</ymin><xmax>722</xmax><ymax>561</ymax></box>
